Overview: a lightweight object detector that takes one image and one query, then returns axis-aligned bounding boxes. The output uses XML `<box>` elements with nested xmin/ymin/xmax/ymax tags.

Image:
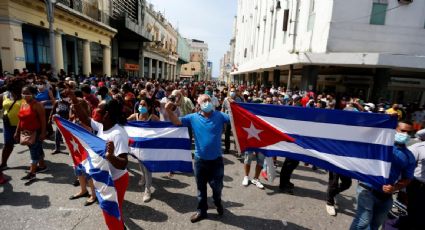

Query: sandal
<box><xmin>69</xmin><ymin>191</ymin><xmax>90</xmax><ymax>200</ymax></box>
<box><xmin>84</xmin><ymin>197</ymin><xmax>98</xmax><ymax>206</ymax></box>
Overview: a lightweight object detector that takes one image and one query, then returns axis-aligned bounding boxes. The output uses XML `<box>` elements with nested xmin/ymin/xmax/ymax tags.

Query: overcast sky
<box><xmin>147</xmin><ymin>0</ymin><xmax>237</xmax><ymax>78</ymax></box>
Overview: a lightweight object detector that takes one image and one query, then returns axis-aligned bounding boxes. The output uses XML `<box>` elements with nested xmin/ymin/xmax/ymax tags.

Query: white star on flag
<box><xmin>243</xmin><ymin>122</ymin><xmax>263</xmax><ymax>140</ymax></box>
<box><xmin>70</xmin><ymin>138</ymin><xmax>79</xmax><ymax>154</ymax></box>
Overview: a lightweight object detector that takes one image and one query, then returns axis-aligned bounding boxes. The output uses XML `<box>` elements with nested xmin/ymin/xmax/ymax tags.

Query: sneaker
<box><xmin>143</xmin><ymin>189</ymin><xmax>152</xmax><ymax>202</ymax></box>
<box><xmin>251</xmin><ymin>178</ymin><xmax>265</xmax><ymax>189</ymax></box>
<box><xmin>260</xmin><ymin>170</ymin><xmax>268</xmax><ymax>181</ymax></box>
<box><xmin>36</xmin><ymin>166</ymin><xmax>48</xmax><ymax>173</ymax></box>
<box><xmin>21</xmin><ymin>173</ymin><xmax>36</xmax><ymax>181</ymax></box>
<box><xmin>242</xmin><ymin>176</ymin><xmax>249</xmax><ymax>186</ymax></box>
<box><xmin>326</xmin><ymin>204</ymin><xmax>337</xmax><ymax>216</ymax></box>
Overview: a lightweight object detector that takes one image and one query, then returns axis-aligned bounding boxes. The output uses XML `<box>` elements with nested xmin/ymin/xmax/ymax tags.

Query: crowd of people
<box><xmin>0</xmin><ymin>68</ymin><xmax>424</xmax><ymax>229</ymax></box>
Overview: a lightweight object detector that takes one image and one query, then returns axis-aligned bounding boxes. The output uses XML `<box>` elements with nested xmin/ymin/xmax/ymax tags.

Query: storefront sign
<box><xmin>124</xmin><ymin>63</ymin><xmax>139</xmax><ymax>71</ymax></box>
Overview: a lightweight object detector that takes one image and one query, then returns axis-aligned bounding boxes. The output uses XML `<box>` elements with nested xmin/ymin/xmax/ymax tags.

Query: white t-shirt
<box><xmin>91</xmin><ymin>119</ymin><xmax>129</xmax><ymax>180</ymax></box>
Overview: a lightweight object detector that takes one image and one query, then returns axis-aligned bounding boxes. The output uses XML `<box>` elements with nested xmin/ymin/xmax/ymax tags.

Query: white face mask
<box><xmin>62</xmin><ymin>97</ymin><xmax>71</xmax><ymax>103</ymax></box>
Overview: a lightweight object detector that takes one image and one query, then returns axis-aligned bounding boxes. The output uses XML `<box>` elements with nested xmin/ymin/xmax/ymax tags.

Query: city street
<box><xmin>0</xmin><ymin>121</ymin><xmax>357</xmax><ymax>230</ymax></box>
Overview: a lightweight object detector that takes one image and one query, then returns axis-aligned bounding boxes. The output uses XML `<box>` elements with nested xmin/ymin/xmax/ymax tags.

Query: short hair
<box><xmin>197</xmin><ymin>94</ymin><xmax>211</xmax><ymax>105</ymax></box>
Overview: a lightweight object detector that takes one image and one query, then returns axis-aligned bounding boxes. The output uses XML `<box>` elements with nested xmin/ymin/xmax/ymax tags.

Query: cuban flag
<box><xmin>230</xmin><ymin>103</ymin><xmax>398</xmax><ymax>190</ymax></box>
<box><xmin>124</xmin><ymin>121</ymin><xmax>193</xmax><ymax>173</ymax></box>
<box><xmin>53</xmin><ymin>116</ymin><xmax>121</xmax><ymax>220</ymax></box>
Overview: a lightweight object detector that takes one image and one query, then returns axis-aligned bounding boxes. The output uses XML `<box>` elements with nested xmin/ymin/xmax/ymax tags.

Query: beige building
<box><xmin>141</xmin><ymin>4</ymin><xmax>178</xmax><ymax>80</ymax></box>
<box><xmin>180</xmin><ymin>62</ymin><xmax>201</xmax><ymax>80</ymax></box>
<box><xmin>0</xmin><ymin>0</ymin><xmax>116</xmax><ymax>76</ymax></box>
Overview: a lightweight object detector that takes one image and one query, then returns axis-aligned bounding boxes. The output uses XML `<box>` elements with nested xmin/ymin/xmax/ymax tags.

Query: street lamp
<box><xmin>45</xmin><ymin>0</ymin><xmax>57</xmax><ymax>78</ymax></box>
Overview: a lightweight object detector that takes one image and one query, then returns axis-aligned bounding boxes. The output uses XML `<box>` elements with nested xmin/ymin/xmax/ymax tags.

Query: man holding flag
<box><xmin>165</xmin><ymin>94</ymin><xmax>230</xmax><ymax>223</ymax></box>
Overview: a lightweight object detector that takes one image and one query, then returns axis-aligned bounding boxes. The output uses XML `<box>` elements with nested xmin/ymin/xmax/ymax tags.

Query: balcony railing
<box><xmin>56</xmin><ymin>0</ymin><xmax>110</xmax><ymax>24</ymax></box>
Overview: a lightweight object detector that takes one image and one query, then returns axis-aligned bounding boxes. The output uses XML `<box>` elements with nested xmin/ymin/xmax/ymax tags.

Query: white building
<box><xmin>233</xmin><ymin>0</ymin><xmax>425</xmax><ymax>104</ymax></box>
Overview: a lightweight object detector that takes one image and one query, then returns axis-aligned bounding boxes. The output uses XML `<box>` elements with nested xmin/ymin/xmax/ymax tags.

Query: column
<box><xmin>138</xmin><ymin>47</ymin><xmax>144</xmax><ymax>78</ymax></box>
<box><xmin>164</xmin><ymin>63</ymin><xmax>168</xmax><ymax>80</ymax></box>
<box><xmin>155</xmin><ymin>60</ymin><xmax>159</xmax><ymax>79</ymax></box>
<box><xmin>371</xmin><ymin>68</ymin><xmax>391</xmax><ymax>102</ymax></box>
<box><xmin>73</xmin><ymin>38</ymin><xmax>79</xmax><ymax>75</ymax></box>
<box><xmin>0</xmin><ymin>19</ymin><xmax>26</xmax><ymax>72</ymax></box>
<box><xmin>102</xmin><ymin>45</ymin><xmax>111</xmax><ymax>77</ymax></box>
<box><xmin>148</xmin><ymin>58</ymin><xmax>153</xmax><ymax>79</ymax></box>
<box><xmin>301</xmin><ymin>65</ymin><xmax>319</xmax><ymax>91</ymax></box>
<box><xmin>55</xmin><ymin>32</ymin><xmax>64</xmax><ymax>71</ymax></box>
<box><xmin>161</xmin><ymin>61</ymin><xmax>166</xmax><ymax>79</ymax></box>
<box><xmin>82</xmin><ymin>40</ymin><xmax>91</xmax><ymax>76</ymax></box>
<box><xmin>287</xmin><ymin>64</ymin><xmax>293</xmax><ymax>91</ymax></box>
<box><xmin>273</xmin><ymin>69</ymin><xmax>280</xmax><ymax>87</ymax></box>
<box><xmin>173</xmin><ymin>65</ymin><xmax>177</xmax><ymax>81</ymax></box>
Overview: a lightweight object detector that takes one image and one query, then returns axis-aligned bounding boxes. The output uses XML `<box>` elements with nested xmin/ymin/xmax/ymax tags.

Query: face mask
<box><xmin>138</xmin><ymin>106</ymin><xmax>148</xmax><ymax>114</ymax></box>
<box><xmin>28</xmin><ymin>79</ymin><xmax>33</xmax><ymax>83</ymax></box>
<box><xmin>205</xmin><ymin>91</ymin><xmax>212</xmax><ymax>96</ymax></box>
<box><xmin>37</xmin><ymin>84</ymin><xmax>45</xmax><ymax>90</ymax></box>
<box><xmin>230</xmin><ymin>92</ymin><xmax>236</xmax><ymax>98</ymax></box>
<box><xmin>201</xmin><ymin>102</ymin><xmax>214</xmax><ymax>113</ymax></box>
<box><xmin>395</xmin><ymin>132</ymin><xmax>410</xmax><ymax>145</ymax></box>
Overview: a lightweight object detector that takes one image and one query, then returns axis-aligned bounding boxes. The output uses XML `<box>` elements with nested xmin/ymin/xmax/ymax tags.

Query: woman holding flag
<box><xmin>68</xmin><ymin>89</ymin><xmax>129</xmax><ymax>230</ymax></box>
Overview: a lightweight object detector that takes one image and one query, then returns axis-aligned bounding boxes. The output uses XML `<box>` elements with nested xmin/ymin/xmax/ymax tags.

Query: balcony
<box><xmin>56</xmin><ymin>0</ymin><xmax>109</xmax><ymax>23</ymax></box>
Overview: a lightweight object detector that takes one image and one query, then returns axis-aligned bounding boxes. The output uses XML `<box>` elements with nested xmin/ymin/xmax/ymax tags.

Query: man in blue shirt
<box><xmin>350</xmin><ymin>121</ymin><xmax>416</xmax><ymax>230</ymax></box>
<box><xmin>166</xmin><ymin>94</ymin><xmax>230</xmax><ymax>223</ymax></box>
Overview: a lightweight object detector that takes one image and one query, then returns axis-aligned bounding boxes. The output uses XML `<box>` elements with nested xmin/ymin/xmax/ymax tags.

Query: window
<box><xmin>370</xmin><ymin>0</ymin><xmax>388</xmax><ymax>25</ymax></box>
<box><xmin>282</xmin><ymin>9</ymin><xmax>289</xmax><ymax>31</ymax></box>
<box><xmin>184</xmin><ymin>67</ymin><xmax>187</xmax><ymax>71</ymax></box>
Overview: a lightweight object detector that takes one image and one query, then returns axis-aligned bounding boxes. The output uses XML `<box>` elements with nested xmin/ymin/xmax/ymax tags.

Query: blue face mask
<box><xmin>201</xmin><ymin>102</ymin><xmax>214</xmax><ymax>113</ymax></box>
<box><xmin>205</xmin><ymin>91</ymin><xmax>212</xmax><ymax>96</ymax></box>
<box><xmin>230</xmin><ymin>92</ymin><xmax>236</xmax><ymax>98</ymax></box>
<box><xmin>138</xmin><ymin>106</ymin><xmax>148</xmax><ymax>114</ymax></box>
<box><xmin>395</xmin><ymin>132</ymin><xmax>410</xmax><ymax>144</ymax></box>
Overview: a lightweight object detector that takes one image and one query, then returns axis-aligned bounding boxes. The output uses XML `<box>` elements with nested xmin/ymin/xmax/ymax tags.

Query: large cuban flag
<box><xmin>124</xmin><ymin>121</ymin><xmax>193</xmax><ymax>173</ymax></box>
<box><xmin>53</xmin><ymin>116</ymin><xmax>121</xmax><ymax>220</ymax></box>
<box><xmin>230</xmin><ymin>102</ymin><xmax>398</xmax><ymax>190</ymax></box>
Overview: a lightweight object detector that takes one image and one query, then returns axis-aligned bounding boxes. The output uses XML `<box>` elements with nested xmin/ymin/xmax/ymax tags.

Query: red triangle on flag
<box><xmin>230</xmin><ymin>102</ymin><xmax>295</xmax><ymax>153</ymax></box>
<box><xmin>54</xmin><ymin>117</ymin><xmax>88</xmax><ymax>166</ymax></box>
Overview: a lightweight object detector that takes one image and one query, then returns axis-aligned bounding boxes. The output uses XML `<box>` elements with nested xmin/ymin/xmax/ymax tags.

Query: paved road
<box><xmin>0</xmin><ymin>123</ymin><xmax>357</xmax><ymax>230</ymax></box>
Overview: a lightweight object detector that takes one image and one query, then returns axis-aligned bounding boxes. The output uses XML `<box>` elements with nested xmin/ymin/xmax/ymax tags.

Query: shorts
<box><xmin>28</xmin><ymin>131</ymin><xmax>44</xmax><ymax>164</ymax></box>
<box><xmin>244</xmin><ymin>152</ymin><xmax>265</xmax><ymax>166</ymax></box>
<box><xmin>3</xmin><ymin>121</ymin><xmax>17</xmax><ymax>145</ymax></box>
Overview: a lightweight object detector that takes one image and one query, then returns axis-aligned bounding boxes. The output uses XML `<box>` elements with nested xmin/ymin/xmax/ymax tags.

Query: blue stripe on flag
<box><xmin>129</xmin><ymin>137</ymin><xmax>191</xmax><ymax>150</ymax></box>
<box><xmin>290</xmin><ymin>134</ymin><xmax>393</xmax><ymax>161</ymax></box>
<box><xmin>96</xmin><ymin>192</ymin><xmax>121</xmax><ymax>220</ymax></box>
<box><xmin>126</xmin><ymin>121</ymin><xmax>180</xmax><ymax>128</ymax></box>
<box><xmin>249</xmin><ymin>149</ymin><xmax>386</xmax><ymax>190</ymax></box>
<box><xmin>238</xmin><ymin>103</ymin><xmax>397</xmax><ymax>129</ymax></box>
<box><xmin>89</xmin><ymin>168</ymin><xmax>115</xmax><ymax>187</ymax></box>
<box><xmin>142</xmin><ymin>160</ymin><xmax>193</xmax><ymax>173</ymax></box>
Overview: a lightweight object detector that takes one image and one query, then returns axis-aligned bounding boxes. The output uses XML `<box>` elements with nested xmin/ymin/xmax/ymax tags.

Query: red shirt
<box><xmin>18</xmin><ymin>102</ymin><xmax>41</xmax><ymax>131</ymax></box>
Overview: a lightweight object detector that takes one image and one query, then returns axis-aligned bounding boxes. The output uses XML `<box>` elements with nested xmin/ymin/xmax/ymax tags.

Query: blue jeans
<box><xmin>350</xmin><ymin>185</ymin><xmax>393</xmax><ymax>230</ymax></box>
<box><xmin>54</xmin><ymin>127</ymin><xmax>62</xmax><ymax>151</ymax></box>
<box><xmin>194</xmin><ymin>157</ymin><xmax>224</xmax><ymax>215</ymax></box>
<box><xmin>28</xmin><ymin>132</ymin><xmax>44</xmax><ymax>164</ymax></box>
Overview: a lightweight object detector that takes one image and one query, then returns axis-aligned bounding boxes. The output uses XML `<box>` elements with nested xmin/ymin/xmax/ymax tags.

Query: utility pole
<box><xmin>46</xmin><ymin>0</ymin><xmax>57</xmax><ymax>77</ymax></box>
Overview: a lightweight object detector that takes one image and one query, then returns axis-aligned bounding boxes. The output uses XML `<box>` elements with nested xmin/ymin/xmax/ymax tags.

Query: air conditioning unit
<box><xmin>398</xmin><ymin>0</ymin><xmax>413</xmax><ymax>4</ymax></box>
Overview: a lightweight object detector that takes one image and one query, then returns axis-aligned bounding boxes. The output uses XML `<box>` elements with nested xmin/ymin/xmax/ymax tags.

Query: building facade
<box><xmin>220</xmin><ymin>16</ymin><xmax>237</xmax><ymax>83</ymax></box>
<box><xmin>140</xmin><ymin>3</ymin><xmax>178</xmax><ymax>80</ymax></box>
<box><xmin>182</xmin><ymin>39</ymin><xmax>209</xmax><ymax>81</ymax></box>
<box><xmin>0</xmin><ymin>0</ymin><xmax>117</xmax><ymax>76</ymax></box>
<box><xmin>233</xmin><ymin>0</ymin><xmax>425</xmax><ymax>104</ymax></box>
<box><xmin>176</xmin><ymin>33</ymin><xmax>190</xmax><ymax>79</ymax></box>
